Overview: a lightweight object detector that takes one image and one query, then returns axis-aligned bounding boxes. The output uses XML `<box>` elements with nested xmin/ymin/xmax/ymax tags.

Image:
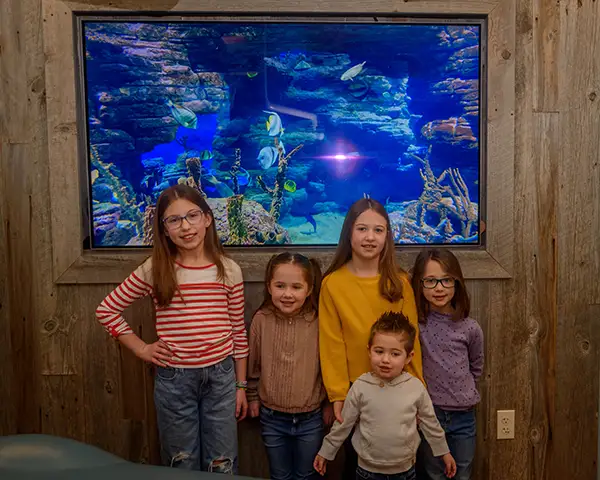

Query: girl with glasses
<box><xmin>95</xmin><ymin>184</ymin><xmax>248</xmax><ymax>474</ymax></box>
<box><xmin>410</xmin><ymin>248</ymin><xmax>484</xmax><ymax>480</ymax></box>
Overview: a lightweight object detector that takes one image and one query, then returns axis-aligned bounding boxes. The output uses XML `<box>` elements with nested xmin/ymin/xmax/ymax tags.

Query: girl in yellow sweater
<box><xmin>319</xmin><ymin>198</ymin><xmax>424</xmax><ymax>478</ymax></box>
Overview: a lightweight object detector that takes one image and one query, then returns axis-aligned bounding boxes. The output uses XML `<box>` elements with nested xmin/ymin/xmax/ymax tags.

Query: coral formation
<box><xmin>405</xmin><ymin>145</ymin><xmax>478</xmax><ymax>241</ymax></box>
<box><xmin>90</xmin><ymin>145</ymin><xmax>144</xmax><ymax>238</ymax></box>
<box><xmin>257</xmin><ymin>138</ymin><xmax>304</xmax><ymax>222</ymax></box>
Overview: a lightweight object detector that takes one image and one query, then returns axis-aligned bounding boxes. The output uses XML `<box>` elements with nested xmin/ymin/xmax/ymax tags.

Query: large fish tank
<box><xmin>77</xmin><ymin>16</ymin><xmax>484</xmax><ymax>248</ymax></box>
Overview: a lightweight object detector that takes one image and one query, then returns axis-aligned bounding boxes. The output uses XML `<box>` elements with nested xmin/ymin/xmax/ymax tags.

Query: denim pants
<box><xmin>260</xmin><ymin>406</ymin><xmax>323</xmax><ymax>480</ymax></box>
<box><xmin>154</xmin><ymin>356</ymin><xmax>237</xmax><ymax>473</ymax></box>
<box><xmin>417</xmin><ymin>407</ymin><xmax>476</xmax><ymax>480</ymax></box>
<box><xmin>356</xmin><ymin>465</ymin><xmax>416</xmax><ymax>480</ymax></box>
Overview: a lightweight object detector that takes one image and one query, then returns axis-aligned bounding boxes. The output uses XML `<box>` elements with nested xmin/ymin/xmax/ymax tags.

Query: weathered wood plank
<box><xmin>0</xmin><ymin>0</ymin><xmax>29</xmax><ymax>143</ymax></box>
<box><xmin>465</xmin><ymin>281</ymin><xmax>491</xmax><ymax>480</ymax></box>
<box><xmin>56</xmin><ymin>249</ymin><xmax>512</xmax><ymax>285</ymax></box>
<box><xmin>40</xmin><ymin>375</ymin><xmax>86</xmax><ymax>441</ymax></box>
<box><xmin>486</xmin><ymin>280</ymin><xmax>531</xmax><ymax>480</ymax></box>
<box><xmin>0</xmin><ymin>143</ymin><xmax>17</xmax><ymax>436</ymax></box>
<box><xmin>533</xmin><ymin>0</ymin><xmax>560</xmax><ymax>112</ymax></box>
<box><xmin>63</xmin><ymin>0</ymin><xmax>500</xmax><ymax>15</ymax></box>
<box><xmin>552</xmin><ymin>1</ymin><xmax>600</xmax><ymax>474</ymax></box>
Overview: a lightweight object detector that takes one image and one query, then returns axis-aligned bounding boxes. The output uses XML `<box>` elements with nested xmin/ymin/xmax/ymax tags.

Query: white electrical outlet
<box><xmin>497</xmin><ymin>410</ymin><xmax>515</xmax><ymax>439</ymax></box>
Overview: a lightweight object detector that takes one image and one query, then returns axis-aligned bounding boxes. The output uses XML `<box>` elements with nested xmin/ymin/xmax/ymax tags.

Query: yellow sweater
<box><xmin>319</xmin><ymin>265</ymin><xmax>424</xmax><ymax>402</ymax></box>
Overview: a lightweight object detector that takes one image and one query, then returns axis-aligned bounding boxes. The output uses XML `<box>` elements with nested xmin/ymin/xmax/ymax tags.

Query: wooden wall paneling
<box><xmin>485</xmin><ymin>280</ymin><xmax>532</xmax><ymax>480</ymax></box>
<box><xmin>465</xmin><ymin>281</ymin><xmax>492</xmax><ymax>480</ymax></box>
<box><xmin>40</xmin><ymin>285</ymin><xmax>86</xmax><ymax>441</ymax></box>
<box><xmin>485</xmin><ymin>0</ymin><xmax>516</xmax><ymax>274</ymax></box>
<box><xmin>59</xmin><ymin>0</ymin><xmax>502</xmax><ymax>15</ymax></box>
<box><xmin>532</xmin><ymin>0</ymin><xmax>559</xmax><ymax>112</ymax></box>
<box><xmin>0</xmin><ymin>145</ymin><xmax>17</xmax><ymax>436</ymax></box>
<box><xmin>119</xmin><ymin>296</ymin><xmax>156</xmax><ymax>464</ymax></box>
<box><xmin>553</xmin><ymin>1</ymin><xmax>600</xmax><ymax>476</ymax></box>
<box><xmin>80</xmin><ymin>284</ymin><xmax>130</xmax><ymax>458</ymax></box>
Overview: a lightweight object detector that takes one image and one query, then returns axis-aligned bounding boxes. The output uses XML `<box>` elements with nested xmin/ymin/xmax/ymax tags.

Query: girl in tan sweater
<box><xmin>248</xmin><ymin>253</ymin><xmax>333</xmax><ymax>480</ymax></box>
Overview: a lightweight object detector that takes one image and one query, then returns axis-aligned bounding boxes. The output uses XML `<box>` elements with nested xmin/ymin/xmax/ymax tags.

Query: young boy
<box><xmin>313</xmin><ymin>311</ymin><xmax>456</xmax><ymax>480</ymax></box>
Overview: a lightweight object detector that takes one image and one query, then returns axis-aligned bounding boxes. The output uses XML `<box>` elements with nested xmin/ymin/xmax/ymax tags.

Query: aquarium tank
<box><xmin>78</xmin><ymin>16</ymin><xmax>483</xmax><ymax>248</ymax></box>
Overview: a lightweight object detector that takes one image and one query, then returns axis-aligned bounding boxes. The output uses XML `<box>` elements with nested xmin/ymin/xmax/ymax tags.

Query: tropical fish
<box><xmin>340</xmin><ymin>61</ymin><xmax>366</xmax><ymax>81</ymax></box>
<box><xmin>203</xmin><ymin>175</ymin><xmax>234</xmax><ymax>197</ymax></box>
<box><xmin>283</xmin><ymin>180</ymin><xmax>297</xmax><ymax>193</ymax></box>
<box><xmin>166</xmin><ymin>99</ymin><xmax>198</xmax><ymax>129</ymax></box>
<box><xmin>257</xmin><ymin>146</ymin><xmax>279</xmax><ymax>169</ymax></box>
<box><xmin>247</xmin><ymin>71</ymin><xmax>258</xmax><ymax>78</ymax></box>
<box><xmin>237</xmin><ymin>167</ymin><xmax>251</xmax><ymax>186</ymax></box>
<box><xmin>91</xmin><ymin>169</ymin><xmax>99</xmax><ymax>184</ymax></box>
<box><xmin>263</xmin><ymin>110</ymin><xmax>284</xmax><ymax>136</ymax></box>
<box><xmin>199</xmin><ymin>150</ymin><xmax>213</xmax><ymax>161</ymax></box>
<box><xmin>382</xmin><ymin>91</ymin><xmax>392</xmax><ymax>99</ymax></box>
<box><xmin>294</xmin><ymin>60</ymin><xmax>311</xmax><ymax>71</ymax></box>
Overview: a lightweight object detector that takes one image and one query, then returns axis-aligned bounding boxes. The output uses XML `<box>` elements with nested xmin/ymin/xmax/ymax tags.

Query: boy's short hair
<box><xmin>368</xmin><ymin>311</ymin><xmax>416</xmax><ymax>354</ymax></box>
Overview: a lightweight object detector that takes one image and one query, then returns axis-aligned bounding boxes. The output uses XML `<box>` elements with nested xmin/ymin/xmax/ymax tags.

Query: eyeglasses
<box><xmin>421</xmin><ymin>277</ymin><xmax>456</xmax><ymax>289</ymax></box>
<box><xmin>163</xmin><ymin>209</ymin><xmax>204</xmax><ymax>230</ymax></box>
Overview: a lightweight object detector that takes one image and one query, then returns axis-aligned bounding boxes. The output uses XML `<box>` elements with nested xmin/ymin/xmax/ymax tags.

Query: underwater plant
<box><xmin>256</xmin><ymin>138</ymin><xmax>303</xmax><ymax>222</ymax></box>
<box><xmin>90</xmin><ymin>145</ymin><xmax>144</xmax><ymax>236</ymax></box>
<box><xmin>226</xmin><ymin>148</ymin><xmax>248</xmax><ymax>243</ymax></box>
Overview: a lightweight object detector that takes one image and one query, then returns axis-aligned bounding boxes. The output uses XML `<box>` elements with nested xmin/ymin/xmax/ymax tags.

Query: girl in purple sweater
<box><xmin>411</xmin><ymin>248</ymin><xmax>484</xmax><ymax>480</ymax></box>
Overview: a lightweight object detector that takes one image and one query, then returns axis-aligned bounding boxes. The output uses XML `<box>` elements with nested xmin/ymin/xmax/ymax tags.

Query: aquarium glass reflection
<box><xmin>81</xmin><ymin>19</ymin><xmax>482</xmax><ymax>247</ymax></box>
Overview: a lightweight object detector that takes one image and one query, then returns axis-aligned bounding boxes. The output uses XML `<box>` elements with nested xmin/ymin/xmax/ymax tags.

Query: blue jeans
<box><xmin>260</xmin><ymin>406</ymin><xmax>323</xmax><ymax>480</ymax></box>
<box><xmin>154</xmin><ymin>356</ymin><xmax>237</xmax><ymax>474</ymax></box>
<box><xmin>357</xmin><ymin>465</ymin><xmax>416</xmax><ymax>480</ymax></box>
<box><xmin>417</xmin><ymin>407</ymin><xmax>476</xmax><ymax>480</ymax></box>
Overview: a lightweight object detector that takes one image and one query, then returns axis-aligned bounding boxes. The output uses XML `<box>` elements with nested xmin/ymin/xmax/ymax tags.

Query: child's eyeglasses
<box><xmin>421</xmin><ymin>277</ymin><xmax>456</xmax><ymax>289</ymax></box>
<box><xmin>163</xmin><ymin>209</ymin><xmax>204</xmax><ymax>230</ymax></box>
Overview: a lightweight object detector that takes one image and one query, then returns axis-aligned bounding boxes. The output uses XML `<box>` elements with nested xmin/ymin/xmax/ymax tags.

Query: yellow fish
<box><xmin>283</xmin><ymin>180</ymin><xmax>296</xmax><ymax>193</ymax></box>
<box><xmin>91</xmin><ymin>169</ymin><xmax>99</xmax><ymax>184</ymax></box>
<box><xmin>247</xmin><ymin>71</ymin><xmax>258</xmax><ymax>78</ymax></box>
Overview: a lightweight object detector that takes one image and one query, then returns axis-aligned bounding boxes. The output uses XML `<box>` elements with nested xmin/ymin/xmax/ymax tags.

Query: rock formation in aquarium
<box><xmin>83</xmin><ymin>21</ymin><xmax>481</xmax><ymax>247</ymax></box>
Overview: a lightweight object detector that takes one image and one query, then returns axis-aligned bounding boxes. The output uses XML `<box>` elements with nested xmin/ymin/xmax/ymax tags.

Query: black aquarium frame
<box><xmin>73</xmin><ymin>12</ymin><xmax>488</xmax><ymax>252</ymax></box>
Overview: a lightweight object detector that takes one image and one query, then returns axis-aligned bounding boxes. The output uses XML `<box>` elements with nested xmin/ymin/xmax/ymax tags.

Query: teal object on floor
<box><xmin>0</xmin><ymin>434</ymin><xmax>259</xmax><ymax>479</ymax></box>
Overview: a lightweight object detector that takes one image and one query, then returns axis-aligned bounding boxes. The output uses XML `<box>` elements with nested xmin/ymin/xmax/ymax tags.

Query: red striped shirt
<box><xmin>95</xmin><ymin>257</ymin><xmax>249</xmax><ymax>368</ymax></box>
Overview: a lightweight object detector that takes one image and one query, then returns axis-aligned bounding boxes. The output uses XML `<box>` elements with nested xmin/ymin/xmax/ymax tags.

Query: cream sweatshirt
<box><xmin>318</xmin><ymin>371</ymin><xmax>449</xmax><ymax>474</ymax></box>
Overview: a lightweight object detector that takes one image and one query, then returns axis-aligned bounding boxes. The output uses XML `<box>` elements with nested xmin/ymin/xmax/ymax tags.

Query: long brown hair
<box><xmin>324</xmin><ymin>198</ymin><xmax>405</xmax><ymax>302</ymax></box>
<box><xmin>152</xmin><ymin>185</ymin><xmax>226</xmax><ymax>307</ymax></box>
<box><xmin>410</xmin><ymin>248</ymin><xmax>470</xmax><ymax>322</ymax></box>
<box><xmin>257</xmin><ymin>252</ymin><xmax>322</xmax><ymax>316</ymax></box>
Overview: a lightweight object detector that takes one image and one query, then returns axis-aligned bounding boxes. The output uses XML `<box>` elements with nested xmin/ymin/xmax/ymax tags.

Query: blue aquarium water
<box><xmin>81</xmin><ymin>19</ymin><xmax>482</xmax><ymax>247</ymax></box>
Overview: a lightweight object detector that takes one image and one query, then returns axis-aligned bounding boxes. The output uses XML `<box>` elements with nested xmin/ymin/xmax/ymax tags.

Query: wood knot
<box><xmin>580</xmin><ymin>340</ymin><xmax>590</xmax><ymax>353</ymax></box>
<box><xmin>530</xmin><ymin>426</ymin><xmax>542</xmax><ymax>443</ymax></box>
<box><xmin>104</xmin><ymin>380</ymin><xmax>113</xmax><ymax>394</ymax></box>
<box><xmin>589</xmin><ymin>91</ymin><xmax>597</xmax><ymax>102</ymax></box>
<box><xmin>501</xmin><ymin>49</ymin><xmax>512</xmax><ymax>60</ymax></box>
<box><xmin>43</xmin><ymin>319</ymin><xmax>59</xmax><ymax>334</ymax></box>
<box><xmin>30</xmin><ymin>75</ymin><xmax>45</xmax><ymax>94</ymax></box>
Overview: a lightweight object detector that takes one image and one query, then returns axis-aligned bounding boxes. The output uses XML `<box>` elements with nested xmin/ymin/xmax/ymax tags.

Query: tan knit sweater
<box><xmin>247</xmin><ymin>307</ymin><xmax>326</xmax><ymax>413</ymax></box>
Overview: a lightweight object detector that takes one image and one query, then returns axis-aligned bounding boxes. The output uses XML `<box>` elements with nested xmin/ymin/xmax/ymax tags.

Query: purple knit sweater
<box><xmin>419</xmin><ymin>311</ymin><xmax>484</xmax><ymax>410</ymax></box>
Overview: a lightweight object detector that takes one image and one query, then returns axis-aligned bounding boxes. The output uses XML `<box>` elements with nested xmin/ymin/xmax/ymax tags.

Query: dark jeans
<box><xmin>357</xmin><ymin>465</ymin><xmax>416</xmax><ymax>480</ymax></box>
<box><xmin>260</xmin><ymin>406</ymin><xmax>323</xmax><ymax>480</ymax></box>
<box><xmin>154</xmin><ymin>356</ymin><xmax>237</xmax><ymax>473</ymax></box>
<box><xmin>417</xmin><ymin>407</ymin><xmax>476</xmax><ymax>480</ymax></box>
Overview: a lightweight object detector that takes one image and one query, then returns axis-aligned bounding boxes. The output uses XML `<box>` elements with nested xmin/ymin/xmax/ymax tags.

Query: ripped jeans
<box><xmin>154</xmin><ymin>356</ymin><xmax>237</xmax><ymax>473</ymax></box>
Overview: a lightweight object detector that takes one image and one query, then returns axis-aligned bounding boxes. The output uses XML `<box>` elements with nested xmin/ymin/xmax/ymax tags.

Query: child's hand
<box><xmin>236</xmin><ymin>389</ymin><xmax>248</xmax><ymax>421</ymax></box>
<box><xmin>137</xmin><ymin>340</ymin><xmax>172</xmax><ymax>366</ymax></box>
<box><xmin>313</xmin><ymin>455</ymin><xmax>327</xmax><ymax>476</ymax></box>
<box><xmin>249</xmin><ymin>401</ymin><xmax>261</xmax><ymax>418</ymax></box>
<box><xmin>442</xmin><ymin>453</ymin><xmax>457</xmax><ymax>478</ymax></box>
<box><xmin>322</xmin><ymin>402</ymin><xmax>335</xmax><ymax>427</ymax></box>
<box><xmin>332</xmin><ymin>400</ymin><xmax>344</xmax><ymax>424</ymax></box>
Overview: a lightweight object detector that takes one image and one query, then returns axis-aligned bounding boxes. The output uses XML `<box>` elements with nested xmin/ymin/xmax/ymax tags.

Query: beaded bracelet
<box><xmin>235</xmin><ymin>380</ymin><xmax>248</xmax><ymax>390</ymax></box>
